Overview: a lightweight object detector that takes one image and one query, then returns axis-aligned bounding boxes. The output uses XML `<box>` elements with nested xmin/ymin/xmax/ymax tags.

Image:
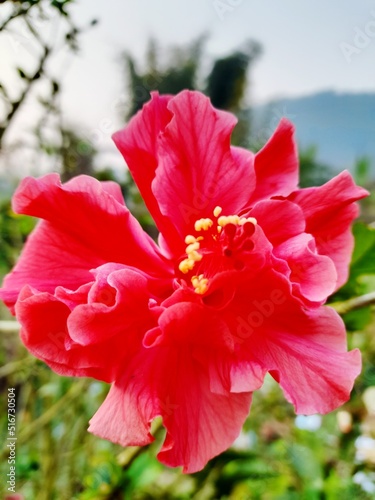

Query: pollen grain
<box><xmin>191</xmin><ymin>274</ymin><xmax>209</xmax><ymax>295</ymax></box>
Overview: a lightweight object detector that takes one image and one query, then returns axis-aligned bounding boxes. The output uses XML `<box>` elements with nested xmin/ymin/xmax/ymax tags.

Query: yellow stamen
<box><xmin>191</xmin><ymin>275</ymin><xmax>200</xmax><ymax>287</ymax></box>
<box><xmin>194</xmin><ymin>218</ymin><xmax>213</xmax><ymax>231</ymax></box>
<box><xmin>191</xmin><ymin>274</ymin><xmax>209</xmax><ymax>295</ymax></box>
<box><xmin>186</xmin><ymin>242</ymin><xmax>200</xmax><ymax>253</ymax></box>
<box><xmin>185</xmin><ymin>234</ymin><xmax>197</xmax><ymax>244</ymax></box>
<box><xmin>213</xmin><ymin>206</ymin><xmax>222</xmax><ymax>217</ymax></box>
<box><xmin>218</xmin><ymin>215</ymin><xmax>241</xmax><ymax>227</ymax></box>
<box><xmin>189</xmin><ymin>250</ymin><xmax>203</xmax><ymax>262</ymax></box>
<box><xmin>246</xmin><ymin>217</ymin><xmax>257</xmax><ymax>225</ymax></box>
<box><xmin>239</xmin><ymin>216</ymin><xmax>257</xmax><ymax>226</ymax></box>
<box><xmin>217</xmin><ymin>213</ymin><xmax>257</xmax><ymax>228</ymax></box>
<box><xmin>179</xmin><ymin>210</ymin><xmax>257</xmax><ymax>290</ymax></box>
<box><xmin>179</xmin><ymin>258</ymin><xmax>196</xmax><ymax>274</ymax></box>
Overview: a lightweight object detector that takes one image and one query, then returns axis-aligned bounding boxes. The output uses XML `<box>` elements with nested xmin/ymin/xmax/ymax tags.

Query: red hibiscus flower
<box><xmin>0</xmin><ymin>90</ymin><xmax>368</xmax><ymax>473</ymax></box>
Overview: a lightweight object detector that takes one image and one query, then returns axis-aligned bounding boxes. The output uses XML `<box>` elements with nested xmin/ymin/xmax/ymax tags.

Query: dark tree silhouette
<box><xmin>123</xmin><ymin>36</ymin><xmax>262</xmax><ymax>147</ymax></box>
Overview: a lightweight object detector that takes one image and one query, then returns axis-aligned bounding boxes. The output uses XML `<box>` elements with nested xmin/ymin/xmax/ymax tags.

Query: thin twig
<box><xmin>0</xmin><ymin>356</ymin><xmax>35</xmax><ymax>378</ymax></box>
<box><xmin>331</xmin><ymin>291</ymin><xmax>375</xmax><ymax>314</ymax></box>
<box><xmin>0</xmin><ymin>320</ymin><xmax>20</xmax><ymax>332</ymax></box>
<box><xmin>0</xmin><ymin>44</ymin><xmax>50</xmax><ymax>146</ymax></box>
<box><xmin>0</xmin><ymin>5</ymin><xmax>31</xmax><ymax>32</ymax></box>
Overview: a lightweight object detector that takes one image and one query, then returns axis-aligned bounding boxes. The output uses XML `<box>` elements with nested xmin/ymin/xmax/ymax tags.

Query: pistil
<box><xmin>178</xmin><ymin>207</ymin><xmax>257</xmax><ymax>294</ymax></box>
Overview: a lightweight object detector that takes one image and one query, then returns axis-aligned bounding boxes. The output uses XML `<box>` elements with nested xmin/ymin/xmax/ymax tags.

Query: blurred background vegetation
<box><xmin>0</xmin><ymin>1</ymin><xmax>375</xmax><ymax>499</ymax></box>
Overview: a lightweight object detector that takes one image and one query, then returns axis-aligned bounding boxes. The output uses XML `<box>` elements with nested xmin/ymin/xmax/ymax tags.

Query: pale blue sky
<box><xmin>1</xmin><ymin>0</ymin><xmax>375</xmax><ymax>174</ymax></box>
<box><xmin>62</xmin><ymin>0</ymin><xmax>375</xmax><ymax>134</ymax></box>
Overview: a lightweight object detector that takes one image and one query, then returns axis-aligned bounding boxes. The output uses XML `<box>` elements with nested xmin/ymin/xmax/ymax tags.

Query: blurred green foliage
<box><xmin>298</xmin><ymin>146</ymin><xmax>334</xmax><ymax>189</ymax></box>
<box><xmin>0</xmin><ymin>201</ymin><xmax>36</xmax><ymax>278</ymax></box>
<box><xmin>123</xmin><ymin>36</ymin><xmax>261</xmax><ymax>148</ymax></box>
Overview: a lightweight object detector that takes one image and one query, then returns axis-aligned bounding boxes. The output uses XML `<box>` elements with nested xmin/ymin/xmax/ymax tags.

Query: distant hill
<box><xmin>252</xmin><ymin>91</ymin><xmax>375</xmax><ymax>175</ymax></box>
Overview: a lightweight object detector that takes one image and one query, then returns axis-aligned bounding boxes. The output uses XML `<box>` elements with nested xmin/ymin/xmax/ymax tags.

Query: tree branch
<box><xmin>0</xmin><ymin>5</ymin><xmax>31</xmax><ymax>32</ymax></box>
<box><xmin>0</xmin><ymin>44</ymin><xmax>50</xmax><ymax>147</ymax></box>
<box><xmin>331</xmin><ymin>291</ymin><xmax>375</xmax><ymax>314</ymax></box>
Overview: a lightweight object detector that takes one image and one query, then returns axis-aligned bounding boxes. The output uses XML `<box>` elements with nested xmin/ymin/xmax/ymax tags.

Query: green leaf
<box><xmin>223</xmin><ymin>458</ymin><xmax>278</xmax><ymax>481</ymax></box>
<box><xmin>351</xmin><ymin>223</ymin><xmax>375</xmax><ymax>271</ymax></box>
<box><xmin>335</xmin><ymin>222</ymin><xmax>375</xmax><ymax>299</ymax></box>
<box><xmin>287</xmin><ymin>443</ymin><xmax>323</xmax><ymax>485</ymax></box>
<box><xmin>341</xmin><ymin>307</ymin><xmax>372</xmax><ymax>331</ymax></box>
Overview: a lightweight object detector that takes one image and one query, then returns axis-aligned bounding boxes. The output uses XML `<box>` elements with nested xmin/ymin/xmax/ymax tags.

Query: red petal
<box><xmin>288</xmin><ymin>171</ymin><xmax>369</xmax><ymax>289</ymax></box>
<box><xmin>229</xmin><ymin>359</ymin><xmax>267</xmax><ymax>393</ymax></box>
<box><xmin>89</xmin><ymin>362</ymin><xmax>159</xmax><ymax>447</ymax></box>
<box><xmin>91</xmin><ymin>303</ymin><xmax>252</xmax><ymax>473</ymax></box>
<box><xmin>90</xmin><ymin>344</ymin><xmax>251</xmax><ymax>473</ymax></box>
<box><xmin>15</xmin><ymin>263</ymin><xmax>164</xmax><ymax>382</ymax></box>
<box><xmin>113</xmin><ymin>93</ymin><xmax>182</xmax><ymax>254</ymax></box>
<box><xmin>15</xmin><ymin>286</ymin><xmax>120</xmax><ymax>381</ymax></box>
<box><xmin>153</xmin><ymin>91</ymin><xmax>255</xmax><ymax>239</ymax></box>
<box><xmin>226</xmin><ymin>271</ymin><xmax>361</xmax><ymax>413</ymax></box>
<box><xmin>275</xmin><ymin>233</ymin><xmax>337</xmax><ymax>303</ymax></box>
<box><xmin>261</xmin><ymin>309</ymin><xmax>361</xmax><ymax>414</ymax></box>
<box><xmin>0</xmin><ymin>174</ymin><xmax>171</xmax><ymax>310</ymax></box>
<box><xmin>67</xmin><ymin>265</ymin><xmax>160</xmax><ymax>346</ymax></box>
<box><xmin>251</xmin><ymin>119</ymin><xmax>299</xmax><ymax>203</ymax></box>
<box><xmin>153</xmin><ymin>304</ymin><xmax>251</xmax><ymax>472</ymax></box>
<box><xmin>250</xmin><ymin>199</ymin><xmax>305</xmax><ymax>246</ymax></box>
<box><xmin>157</xmin><ymin>349</ymin><xmax>252</xmax><ymax>473</ymax></box>
<box><xmin>152</xmin><ymin>301</ymin><xmax>232</xmax><ymax>347</ymax></box>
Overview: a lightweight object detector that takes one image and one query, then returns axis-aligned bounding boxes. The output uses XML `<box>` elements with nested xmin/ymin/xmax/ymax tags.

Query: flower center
<box><xmin>178</xmin><ymin>206</ymin><xmax>257</xmax><ymax>294</ymax></box>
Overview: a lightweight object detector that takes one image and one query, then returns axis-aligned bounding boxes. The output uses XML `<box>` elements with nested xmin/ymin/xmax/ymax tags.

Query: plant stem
<box><xmin>331</xmin><ymin>291</ymin><xmax>375</xmax><ymax>314</ymax></box>
<box><xmin>0</xmin><ymin>320</ymin><xmax>20</xmax><ymax>332</ymax></box>
<box><xmin>0</xmin><ymin>356</ymin><xmax>35</xmax><ymax>378</ymax></box>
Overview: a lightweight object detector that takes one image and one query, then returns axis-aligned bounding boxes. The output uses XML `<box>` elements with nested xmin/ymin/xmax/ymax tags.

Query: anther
<box><xmin>186</xmin><ymin>242</ymin><xmax>200</xmax><ymax>253</ymax></box>
<box><xmin>179</xmin><ymin>259</ymin><xmax>196</xmax><ymax>274</ymax></box>
<box><xmin>194</xmin><ymin>218</ymin><xmax>213</xmax><ymax>231</ymax></box>
<box><xmin>185</xmin><ymin>235</ymin><xmax>197</xmax><ymax>244</ymax></box>
<box><xmin>189</xmin><ymin>250</ymin><xmax>203</xmax><ymax>262</ymax></box>
<box><xmin>213</xmin><ymin>206</ymin><xmax>222</xmax><ymax>217</ymax></box>
<box><xmin>191</xmin><ymin>274</ymin><xmax>209</xmax><ymax>295</ymax></box>
<box><xmin>218</xmin><ymin>215</ymin><xmax>241</xmax><ymax>227</ymax></box>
